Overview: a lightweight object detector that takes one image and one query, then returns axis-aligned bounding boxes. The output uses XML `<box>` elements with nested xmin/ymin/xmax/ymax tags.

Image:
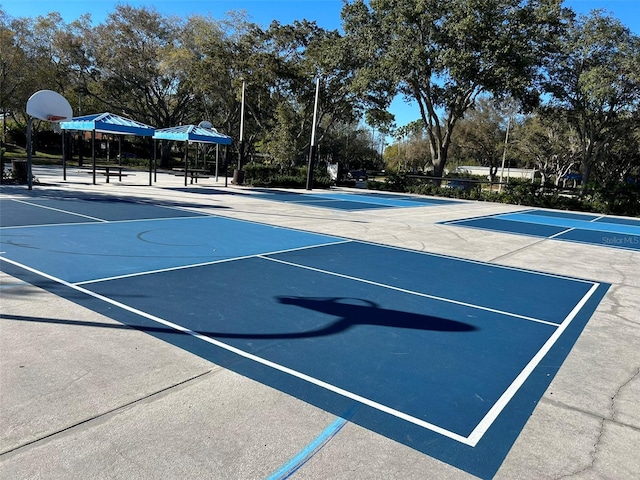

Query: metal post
<box><xmin>224</xmin><ymin>145</ymin><xmax>229</xmax><ymax>187</ymax></box>
<box><xmin>26</xmin><ymin>117</ymin><xmax>33</xmax><ymax>190</ymax></box>
<box><xmin>91</xmin><ymin>130</ymin><xmax>96</xmax><ymax>185</ymax></box>
<box><xmin>236</xmin><ymin>81</ymin><xmax>246</xmax><ymax>180</ymax></box>
<box><xmin>215</xmin><ymin>144</ymin><xmax>219</xmax><ymax>182</ymax></box>
<box><xmin>306</xmin><ymin>78</ymin><xmax>320</xmax><ymax>190</ymax></box>
<box><xmin>62</xmin><ymin>129</ymin><xmax>66</xmax><ymax>181</ymax></box>
<box><xmin>184</xmin><ymin>143</ymin><xmax>188</xmax><ymax>186</ymax></box>
<box><xmin>150</xmin><ymin>139</ymin><xmax>155</xmax><ymax>186</ymax></box>
<box><xmin>498</xmin><ymin>117</ymin><xmax>511</xmax><ymax>193</ymax></box>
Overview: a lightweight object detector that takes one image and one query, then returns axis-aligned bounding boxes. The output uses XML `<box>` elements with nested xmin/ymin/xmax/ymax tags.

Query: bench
<box><xmin>173</xmin><ymin>168</ymin><xmax>210</xmax><ymax>184</ymax></box>
<box><xmin>86</xmin><ymin>165</ymin><xmax>130</xmax><ymax>183</ymax></box>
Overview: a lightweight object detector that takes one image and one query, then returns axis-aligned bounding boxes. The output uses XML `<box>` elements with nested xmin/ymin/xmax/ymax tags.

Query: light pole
<box><xmin>234</xmin><ymin>80</ymin><xmax>246</xmax><ymax>185</ymax></box>
<box><xmin>499</xmin><ymin>116</ymin><xmax>511</xmax><ymax>192</ymax></box>
<box><xmin>306</xmin><ymin>78</ymin><xmax>320</xmax><ymax>190</ymax></box>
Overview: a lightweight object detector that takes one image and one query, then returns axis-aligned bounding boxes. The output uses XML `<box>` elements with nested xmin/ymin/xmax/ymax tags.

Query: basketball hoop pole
<box><xmin>25</xmin><ymin>90</ymin><xmax>74</xmax><ymax>189</ymax></box>
<box><xmin>26</xmin><ymin>117</ymin><xmax>34</xmax><ymax>190</ymax></box>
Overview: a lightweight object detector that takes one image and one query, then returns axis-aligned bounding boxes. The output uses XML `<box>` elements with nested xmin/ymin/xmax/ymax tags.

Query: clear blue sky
<box><xmin>2</xmin><ymin>0</ymin><xmax>638</xmax><ymax>129</ymax></box>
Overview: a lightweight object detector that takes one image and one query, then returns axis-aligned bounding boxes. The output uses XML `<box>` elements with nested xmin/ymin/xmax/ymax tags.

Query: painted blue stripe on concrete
<box><xmin>353</xmin><ymin>193</ymin><xmax>459</xmax><ymax>205</ymax></box>
<box><xmin>266</xmin><ymin>416</ymin><xmax>348</xmax><ymax>480</ymax></box>
<box><xmin>250</xmin><ymin>191</ymin><xmax>460</xmax><ymax>210</ymax></box>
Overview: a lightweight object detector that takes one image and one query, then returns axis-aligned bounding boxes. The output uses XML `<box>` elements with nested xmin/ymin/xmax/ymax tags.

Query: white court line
<box><xmin>0</xmin><ymin>255</ymin><xmax>471</xmax><ymax>445</ymax></box>
<box><xmin>467</xmin><ymin>282</ymin><xmax>601</xmax><ymax>446</ymax></box>
<box><xmin>0</xmin><ymin>254</ymin><xmax>602</xmax><ymax>447</ymax></box>
<box><xmin>10</xmin><ymin>199</ymin><xmax>109</xmax><ymax>222</ymax></box>
<box><xmin>360</xmin><ymin>234</ymin><xmax>596</xmax><ymax>285</ymax></box>
<box><xmin>74</xmin><ymin>240</ymin><xmax>351</xmax><ymax>285</ymax></box>
<box><xmin>516</xmin><ymin>212</ymin><xmax>609</xmax><ymax>240</ymax></box>
<box><xmin>2</xmin><ymin>200</ymin><xmax>222</xmax><ymax>229</ymax></box>
<box><xmin>259</xmin><ymin>256</ymin><xmax>561</xmax><ymax>327</ymax></box>
<box><xmin>4</xmin><ymin>198</ymin><xmax>594</xmax><ymax>286</ymax></box>
<box><xmin>548</xmin><ymin>227</ymin><xmax>575</xmax><ymax>239</ymax></box>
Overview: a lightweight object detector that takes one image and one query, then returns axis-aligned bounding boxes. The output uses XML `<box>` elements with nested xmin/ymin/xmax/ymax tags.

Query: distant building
<box><xmin>454</xmin><ymin>165</ymin><xmax>539</xmax><ymax>181</ymax></box>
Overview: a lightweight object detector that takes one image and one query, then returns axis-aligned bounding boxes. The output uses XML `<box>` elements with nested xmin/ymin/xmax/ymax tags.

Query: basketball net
<box><xmin>48</xmin><ymin>115</ymin><xmax>64</xmax><ymax>134</ymax></box>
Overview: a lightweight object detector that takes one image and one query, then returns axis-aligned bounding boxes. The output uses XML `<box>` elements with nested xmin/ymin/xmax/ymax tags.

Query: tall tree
<box><xmin>86</xmin><ymin>6</ymin><xmax>194</xmax><ymax>129</ymax></box>
<box><xmin>512</xmin><ymin>112</ymin><xmax>580</xmax><ymax>185</ymax></box>
<box><xmin>342</xmin><ymin>0</ymin><xmax>567</xmax><ymax>182</ymax></box>
<box><xmin>0</xmin><ymin>12</ymin><xmax>81</xmax><ymax>149</ymax></box>
<box><xmin>591</xmin><ymin>117</ymin><xmax>640</xmax><ymax>185</ymax></box>
<box><xmin>179</xmin><ymin>14</ymin><xmax>245</xmax><ymax>135</ymax></box>
<box><xmin>255</xmin><ymin>20</ymin><xmax>368</xmax><ymax>166</ymax></box>
<box><xmin>543</xmin><ymin>10</ymin><xmax>640</xmax><ymax>189</ymax></box>
<box><xmin>0</xmin><ymin>10</ymin><xmax>26</xmax><ymax>145</ymax></box>
<box><xmin>455</xmin><ymin>97</ymin><xmax>509</xmax><ymax>172</ymax></box>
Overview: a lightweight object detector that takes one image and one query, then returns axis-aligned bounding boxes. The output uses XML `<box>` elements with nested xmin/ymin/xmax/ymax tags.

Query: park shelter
<box><xmin>60</xmin><ymin>113</ymin><xmax>156</xmax><ymax>184</ymax></box>
<box><xmin>153</xmin><ymin>125</ymin><xmax>232</xmax><ymax>186</ymax></box>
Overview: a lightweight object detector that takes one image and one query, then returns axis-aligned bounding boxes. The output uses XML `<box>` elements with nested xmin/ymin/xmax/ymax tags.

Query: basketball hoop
<box><xmin>47</xmin><ymin>114</ymin><xmax>67</xmax><ymax>122</ymax></box>
<box><xmin>48</xmin><ymin>114</ymin><xmax>65</xmax><ymax>134</ymax></box>
<box><xmin>25</xmin><ymin>90</ymin><xmax>73</xmax><ymax>190</ymax></box>
<box><xmin>27</xmin><ymin>90</ymin><xmax>73</xmax><ymax>122</ymax></box>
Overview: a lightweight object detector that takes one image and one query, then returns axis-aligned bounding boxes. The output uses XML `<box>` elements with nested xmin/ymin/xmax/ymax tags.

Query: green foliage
<box><xmin>2</xmin><ymin>3</ymin><xmax>638</xmax><ymax>197</ymax></box>
<box><xmin>242</xmin><ymin>162</ymin><xmax>331</xmax><ymax>189</ymax></box>
<box><xmin>543</xmin><ymin>11</ymin><xmax>640</xmax><ymax>188</ymax></box>
<box><xmin>342</xmin><ymin>0</ymin><xmax>565</xmax><ymax>177</ymax></box>
<box><xmin>366</xmin><ymin>173</ymin><xmax>639</xmax><ymax>216</ymax></box>
<box><xmin>581</xmin><ymin>183</ymin><xmax>640</xmax><ymax>216</ymax></box>
<box><xmin>367</xmin><ymin>172</ymin><xmax>413</xmax><ymax>192</ymax></box>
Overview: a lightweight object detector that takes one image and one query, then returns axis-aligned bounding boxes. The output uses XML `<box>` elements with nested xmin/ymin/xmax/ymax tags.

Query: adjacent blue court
<box><xmin>0</xmin><ymin>196</ymin><xmax>609</xmax><ymax>479</ymax></box>
<box><xmin>252</xmin><ymin>190</ymin><xmax>462</xmax><ymax>210</ymax></box>
<box><xmin>167</xmin><ymin>188</ymin><xmax>461</xmax><ymax>211</ymax></box>
<box><xmin>441</xmin><ymin>208</ymin><xmax>640</xmax><ymax>250</ymax></box>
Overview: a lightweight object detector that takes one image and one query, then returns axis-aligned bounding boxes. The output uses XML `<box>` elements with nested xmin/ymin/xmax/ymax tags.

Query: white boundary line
<box><xmin>2</xmin><ymin>197</ymin><xmax>595</xmax><ymax>285</ymax></box>
<box><xmin>259</xmin><ymin>256</ymin><xmax>561</xmax><ymax>327</ymax></box>
<box><xmin>0</xmin><ymin>253</ymin><xmax>602</xmax><ymax>447</ymax></box>
<box><xmin>467</xmin><ymin>282</ymin><xmax>600</xmax><ymax>446</ymax></box>
<box><xmin>548</xmin><ymin>227</ymin><xmax>576</xmax><ymax>239</ymax></box>
<box><xmin>0</xmin><ymin>255</ymin><xmax>471</xmax><ymax>445</ymax></box>
<box><xmin>357</xmin><ymin>236</ymin><xmax>597</xmax><ymax>285</ymax></box>
<box><xmin>75</xmin><ymin>240</ymin><xmax>351</xmax><ymax>285</ymax></box>
<box><xmin>0</xmin><ymin>200</ymin><xmax>605</xmax><ymax>447</ymax></box>
<box><xmin>10</xmin><ymin>198</ymin><xmax>109</xmax><ymax>222</ymax></box>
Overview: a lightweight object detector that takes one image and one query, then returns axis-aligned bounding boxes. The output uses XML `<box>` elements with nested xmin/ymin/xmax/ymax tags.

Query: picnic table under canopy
<box><xmin>153</xmin><ymin>124</ymin><xmax>233</xmax><ymax>186</ymax></box>
<box><xmin>59</xmin><ymin>112</ymin><xmax>156</xmax><ymax>184</ymax></box>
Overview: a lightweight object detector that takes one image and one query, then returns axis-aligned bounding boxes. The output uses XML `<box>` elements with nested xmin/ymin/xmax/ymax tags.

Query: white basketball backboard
<box><xmin>26</xmin><ymin>90</ymin><xmax>73</xmax><ymax>122</ymax></box>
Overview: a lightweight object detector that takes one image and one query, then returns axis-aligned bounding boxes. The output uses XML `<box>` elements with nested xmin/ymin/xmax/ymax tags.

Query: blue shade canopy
<box><xmin>153</xmin><ymin>124</ymin><xmax>232</xmax><ymax>145</ymax></box>
<box><xmin>60</xmin><ymin>112</ymin><xmax>155</xmax><ymax>136</ymax></box>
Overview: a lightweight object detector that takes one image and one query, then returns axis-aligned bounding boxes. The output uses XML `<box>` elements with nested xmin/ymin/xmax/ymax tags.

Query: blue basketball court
<box><xmin>0</xmin><ymin>195</ymin><xmax>610</xmax><ymax>479</ymax></box>
<box><xmin>441</xmin><ymin>208</ymin><xmax>640</xmax><ymax>251</ymax></box>
<box><xmin>167</xmin><ymin>188</ymin><xmax>462</xmax><ymax>211</ymax></box>
<box><xmin>248</xmin><ymin>190</ymin><xmax>462</xmax><ymax>210</ymax></box>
